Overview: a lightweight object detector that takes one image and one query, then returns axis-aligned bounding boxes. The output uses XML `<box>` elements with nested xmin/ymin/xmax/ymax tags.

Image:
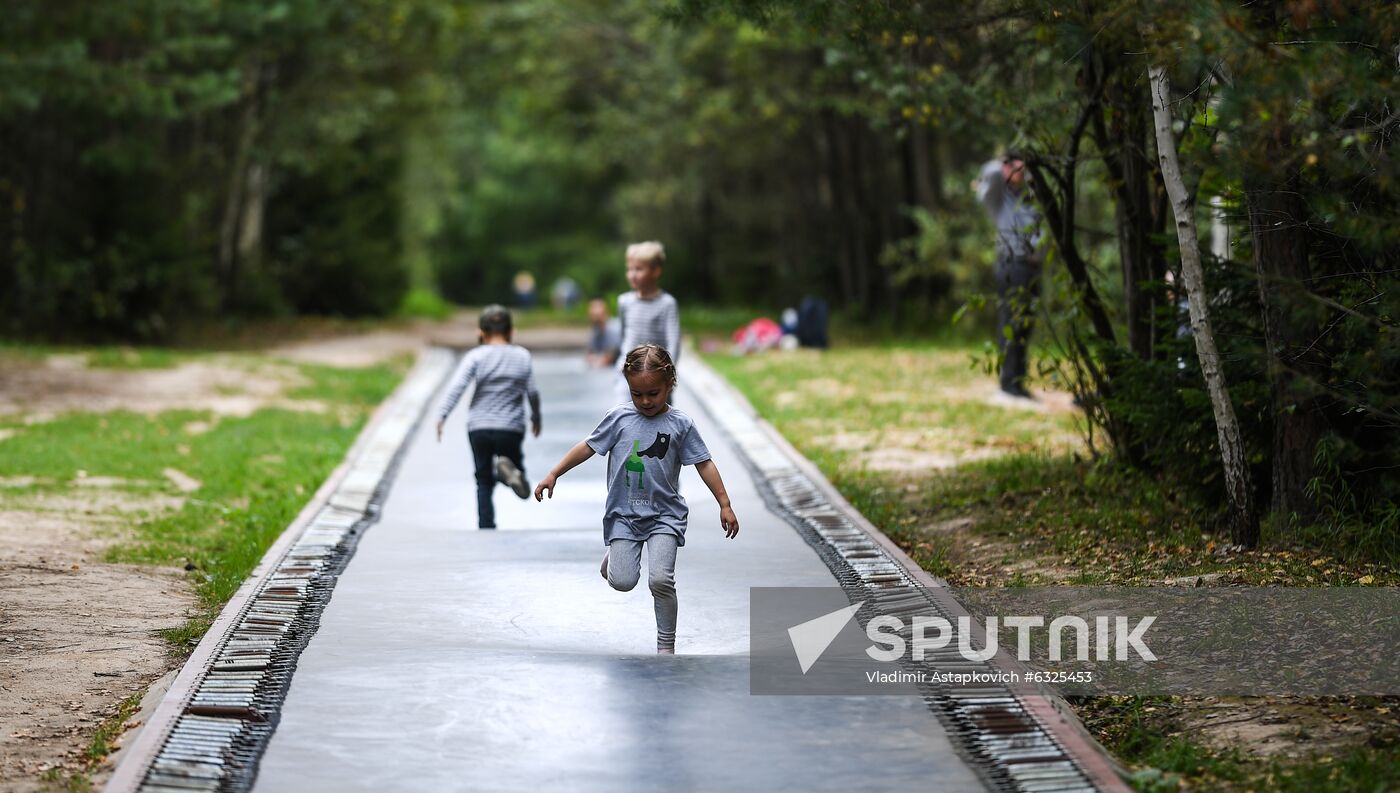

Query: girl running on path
<box><xmin>533</xmin><ymin>344</ymin><xmax>739</xmax><ymax>654</ymax></box>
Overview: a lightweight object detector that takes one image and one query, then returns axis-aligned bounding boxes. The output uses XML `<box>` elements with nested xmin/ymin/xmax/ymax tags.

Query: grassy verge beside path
<box><xmin>0</xmin><ymin>356</ymin><xmax>406</xmax><ymax>645</ymax></box>
<box><xmin>0</xmin><ymin>341</ymin><xmax>408</xmax><ymax>791</ymax></box>
<box><xmin>702</xmin><ymin>343</ymin><xmax>1400</xmax><ymax>793</ymax></box>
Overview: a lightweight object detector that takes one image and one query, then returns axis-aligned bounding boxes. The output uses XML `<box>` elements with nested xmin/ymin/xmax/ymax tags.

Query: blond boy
<box><xmin>615</xmin><ymin>241</ymin><xmax>680</xmax><ymax>403</ymax></box>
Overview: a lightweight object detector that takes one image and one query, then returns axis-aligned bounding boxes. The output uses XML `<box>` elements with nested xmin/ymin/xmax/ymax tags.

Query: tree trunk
<box><xmin>833</xmin><ymin>116</ymin><xmax>872</xmax><ymax>315</ymax></box>
<box><xmin>697</xmin><ymin>187</ymin><xmax>718</xmax><ymax>301</ymax></box>
<box><xmin>1248</xmin><ymin>181</ymin><xmax>1323</xmax><ymax>527</ymax></box>
<box><xmin>907</xmin><ymin>124</ymin><xmax>942</xmax><ymax>211</ymax></box>
<box><xmin>237</xmin><ymin>161</ymin><xmax>266</xmax><ymax>269</ymax></box>
<box><xmin>1025</xmin><ymin>57</ymin><xmax>1119</xmax><ymax>349</ymax></box>
<box><xmin>218</xmin><ymin>95</ymin><xmax>258</xmax><ymax>303</ymax></box>
<box><xmin>1241</xmin><ymin>0</ymin><xmax>1326</xmax><ymax>529</ymax></box>
<box><xmin>1096</xmin><ymin>64</ymin><xmax>1166</xmax><ymax>362</ymax></box>
<box><xmin>1149</xmin><ymin>65</ymin><xmax>1259</xmax><ymax>547</ymax></box>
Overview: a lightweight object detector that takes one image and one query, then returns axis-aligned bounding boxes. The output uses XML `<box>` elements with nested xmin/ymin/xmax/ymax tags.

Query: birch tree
<box><xmin>1148</xmin><ymin>64</ymin><xmax>1258</xmax><ymax>547</ymax></box>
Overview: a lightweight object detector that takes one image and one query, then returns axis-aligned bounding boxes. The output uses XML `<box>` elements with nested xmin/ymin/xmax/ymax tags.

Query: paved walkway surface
<box><xmin>253</xmin><ymin>353</ymin><xmax>987</xmax><ymax>792</ymax></box>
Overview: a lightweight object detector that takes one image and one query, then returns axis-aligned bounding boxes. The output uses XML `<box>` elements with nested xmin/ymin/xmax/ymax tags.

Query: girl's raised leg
<box><xmin>604</xmin><ymin>538</ymin><xmax>643</xmax><ymax>592</ymax></box>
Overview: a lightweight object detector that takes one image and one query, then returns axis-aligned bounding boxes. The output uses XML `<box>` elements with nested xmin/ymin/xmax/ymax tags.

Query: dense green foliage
<box><xmin>3</xmin><ymin>0</ymin><xmax>1397</xmax><ymax>550</ymax></box>
<box><xmin>679</xmin><ymin>0</ymin><xmax>1400</xmax><ymax>552</ymax></box>
<box><xmin>0</xmin><ymin>0</ymin><xmax>471</xmax><ymax>337</ymax></box>
<box><xmin>431</xmin><ymin>1</ymin><xmax>983</xmax><ymax>316</ymax></box>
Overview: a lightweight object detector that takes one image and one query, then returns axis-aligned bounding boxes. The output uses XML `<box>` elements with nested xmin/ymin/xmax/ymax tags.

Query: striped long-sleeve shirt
<box><xmin>438</xmin><ymin>344</ymin><xmax>540</xmax><ymax>433</ymax></box>
<box><xmin>617</xmin><ymin>290</ymin><xmax>681</xmax><ymax>365</ymax></box>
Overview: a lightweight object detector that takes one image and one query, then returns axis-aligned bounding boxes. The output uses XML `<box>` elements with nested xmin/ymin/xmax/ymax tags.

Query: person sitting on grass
<box><xmin>436</xmin><ymin>305</ymin><xmax>541</xmax><ymax>530</ymax></box>
<box><xmin>533</xmin><ymin>344</ymin><xmax>739</xmax><ymax>654</ymax></box>
<box><xmin>586</xmin><ymin>297</ymin><xmax>622</xmax><ymax>368</ymax></box>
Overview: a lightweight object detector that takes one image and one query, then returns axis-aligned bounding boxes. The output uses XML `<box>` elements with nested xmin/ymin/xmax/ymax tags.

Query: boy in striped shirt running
<box><xmin>436</xmin><ymin>305</ymin><xmax>541</xmax><ymax>529</ymax></box>
<box><xmin>616</xmin><ymin>241</ymin><xmax>680</xmax><ymax>404</ymax></box>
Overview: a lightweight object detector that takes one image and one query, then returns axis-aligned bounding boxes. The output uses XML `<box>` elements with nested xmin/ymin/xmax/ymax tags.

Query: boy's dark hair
<box><xmin>479</xmin><ymin>304</ymin><xmax>512</xmax><ymax>336</ymax></box>
<box><xmin>622</xmin><ymin>343</ymin><xmax>677</xmax><ymax>384</ymax></box>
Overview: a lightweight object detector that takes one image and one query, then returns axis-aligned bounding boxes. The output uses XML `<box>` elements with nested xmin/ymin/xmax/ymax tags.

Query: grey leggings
<box><xmin>606</xmin><ymin>534</ymin><xmax>679</xmax><ymax>650</ymax></box>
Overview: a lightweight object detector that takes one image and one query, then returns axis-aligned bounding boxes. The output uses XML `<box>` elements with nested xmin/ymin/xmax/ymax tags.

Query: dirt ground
<box><xmin>0</xmin><ymin>315</ymin><xmax>589</xmax><ymax>791</ymax></box>
<box><xmin>797</xmin><ymin>380</ymin><xmax>1082</xmax><ymax>475</ymax></box>
<box><xmin>0</xmin><ymin>350</ymin><xmax>328</xmax><ymax>791</ymax></box>
<box><xmin>0</xmin><ymin>494</ymin><xmax>191</xmax><ymax>792</ymax></box>
<box><xmin>0</xmin><ymin>358</ymin><xmax>316</xmax><ymax>420</ymax></box>
<box><xmin>920</xmin><ymin>513</ymin><xmax>1400</xmax><ymax>769</ymax></box>
<box><xmin>266</xmin><ymin>315</ymin><xmax>583</xmax><ymax>368</ymax></box>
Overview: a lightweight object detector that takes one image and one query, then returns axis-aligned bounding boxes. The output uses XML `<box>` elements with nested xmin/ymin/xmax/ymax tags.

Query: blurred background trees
<box><xmin>1</xmin><ymin>0</ymin><xmax>470</xmax><ymax>335</ymax></box>
<box><xmin>2</xmin><ymin>0</ymin><xmax>1397</xmax><ymax>554</ymax></box>
<box><xmin>0</xmin><ymin>0</ymin><xmax>997</xmax><ymax>337</ymax></box>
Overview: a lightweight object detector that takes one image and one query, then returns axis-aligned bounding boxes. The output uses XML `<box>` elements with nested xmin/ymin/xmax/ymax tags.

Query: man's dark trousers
<box><xmin>996</xmin><ymin>255</ymin><xmax>1040</xmax><ymax>394</ymax></box>
<box><xmin>467</xmin><ymin>429</ymin><xmax>525</xmax><ymax>529</ymax></box>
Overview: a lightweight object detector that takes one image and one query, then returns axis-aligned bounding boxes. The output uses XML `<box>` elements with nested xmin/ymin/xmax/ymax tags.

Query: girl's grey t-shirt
<box><xmin>585</xmin><ymin>404</ymin><xmax>711</xmax><ymax>546</ymax></box>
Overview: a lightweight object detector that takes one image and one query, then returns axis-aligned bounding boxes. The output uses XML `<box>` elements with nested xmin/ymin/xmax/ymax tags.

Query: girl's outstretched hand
<box><xmin>534</xmin><ymin>474</ymin><xmax>557</xmax><ymax>501</ymax></box>
<box><xmin>720</xmin><ymin>505</ymin><xmax>739</xmax><ymax>539</ymax></box>
<box><xmin>533</xmin><ymin>441</ymin><xmax>595</xmax><ymax>502</ymax></box>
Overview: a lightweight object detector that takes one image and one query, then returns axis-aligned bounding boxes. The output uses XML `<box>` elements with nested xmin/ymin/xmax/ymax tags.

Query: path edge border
<box><xmin>102</xmin><ymin>348</ymin><xmax>454</xmax><ymax>793</ymax></box>
<box><xmin>684</xmin><ymin>349</ymin><xmax>1132</xmax><ymax>793</ymax></box>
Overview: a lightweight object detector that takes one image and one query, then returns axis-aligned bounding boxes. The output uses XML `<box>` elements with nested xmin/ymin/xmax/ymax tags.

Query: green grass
<box><xmin>703</xmin><ymin>345</ymin><xmax>1400</xmax><ymax>588</ymax></box>
<box><xmin>86</xmin><ymin>693</ymin><xmax>144</xmax><ymax>764</ymax></box>
<box><xmin>704</xmin><ymin>345</ymin><xmax>1088</xmax><ymax>586</ymax></box>
<box><xmin>168</xmin><ymin>315</ymin><xmax>410</xmax><ymax>351</ymax></box>
<box><xmin>36</xmin><ymin>691</ymin><xmax>147</xmax><ymax>792</ymax></box>
<box><xmin>102</xmin><ymin>407</ymin><xmax>374</xmax><ymax>613</ymax></box>
<box><xmin>39</xmin><ymin>768</ymin><xmax>89</xmax><ymax>793</ymax></box>
<box><xmin>454</xmin><ymin>299</ymin><xmax>988</xmax><ymax>347</ymax></box>
<box><xmin>1263</xmin><ymin>744</ymin><xmax>1400</xmax><ymax>793</ymax></box>
<box><xmin>510</xmin><ymin>303</ymin><xmax>592</xmax><ymax>327</ymax></box>
<box><xmin>0</xmin><ymin>343</ymin><xmax>189</xmax><ymax>369</ymax></box>
<box><xmin>1079</xmin><ymin>696</ymin><xmax>1400</xmax><ymax>792</ymax></box>
<box><xmin>1076</xmin><ymin>697</ymin><xmax>1248</xmax><ymax>792</ymax></box>
<box><xmin>677</xmin><ymin>305</ymin><xmax>775</xmax><ymax>339</ymax></box>
<box><xmin>1</xmin><ymin>339</ymin><xmax>408</xmax><ymax>788</ymax></box>
<box><xmin>289</xmin><ymin>357</ymin><xmax>413</xmax><ymax>407</ymax></box>
<box><xmin>398</xmin><ymin>287</ymin><xmax>456</xmax><ymax>320</ymax></box>
<box><xmin>706</xmin><ymin>345</ymin><xmax>1081</xmax><ymax>455</ymax></box>
<box><xmin>704</xmin><ymin>341</ymin><xmax>1400</xmax><ymax>790</ymax></box>
<box><xmin>508</xmin><ymin>301</ymin><xmax>769</xmax><ymax>340</ymax></box>
<box><xmin>0</xmin><ymin>354</ymin><xmax>405</xmax><ymax>647</ymax></box>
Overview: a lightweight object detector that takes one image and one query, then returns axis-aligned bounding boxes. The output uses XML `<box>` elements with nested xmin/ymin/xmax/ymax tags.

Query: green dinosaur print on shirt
<box><xmin>624</xmin><ymin>439</ymin><xmax>645</xmax><ymax>489</ymax></box>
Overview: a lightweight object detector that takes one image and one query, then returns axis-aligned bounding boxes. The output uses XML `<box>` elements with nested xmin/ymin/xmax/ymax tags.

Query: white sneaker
<box><xmin>494</xmin><ymin>456</ymin><xmax>529</xmax><ymax>499</ymax></box>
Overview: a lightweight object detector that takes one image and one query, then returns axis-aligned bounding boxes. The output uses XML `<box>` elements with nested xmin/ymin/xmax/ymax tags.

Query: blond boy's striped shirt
<box><xmin>617</xmin><ymin>290</ymin><xmax>681</xmax><ymax>365</ymax></box>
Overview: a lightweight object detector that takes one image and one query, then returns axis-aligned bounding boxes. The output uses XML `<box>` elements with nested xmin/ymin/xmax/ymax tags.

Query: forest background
<box><xmin>3</xmin><ymin>0</ymin><xmax>1398</xmax><ymax>573</ymax></box>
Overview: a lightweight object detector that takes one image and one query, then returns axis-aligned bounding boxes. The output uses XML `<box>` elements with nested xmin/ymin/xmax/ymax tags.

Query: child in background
<box><xmin>534</xmin><ymin>344</ymin><xmax>739</xmax><ymax>654</ymax></box>
<box><xmin>616</xmin><ymin>241</ymin><xmax>680</xmax><ymax>402</ymax></box>
<box><xmin>585</xmin><ymin>297</ymin><xmax>622</xmax><ymax>368</ymax></box>
<box><xmin>436</xmin><ymin>305</ymin><xmax>541</xmax><ymax>530</ymax></box>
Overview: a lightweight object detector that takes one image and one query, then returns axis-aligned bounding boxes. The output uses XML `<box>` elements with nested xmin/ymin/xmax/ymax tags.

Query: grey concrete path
<box><xmin>254</xmin><ymin>353</ymin><xmax>987</xmax><ymax>792</ymax></box>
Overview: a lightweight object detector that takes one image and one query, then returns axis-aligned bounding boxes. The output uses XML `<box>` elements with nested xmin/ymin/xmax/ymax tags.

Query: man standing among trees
<box><xmin>975</xmin><ymin>150</ymin><xmax>1043</xmax><ymax>399</ymax></box>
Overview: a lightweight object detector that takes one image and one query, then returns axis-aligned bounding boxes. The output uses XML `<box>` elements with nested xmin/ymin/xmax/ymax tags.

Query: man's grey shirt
<box><xmin>977</xmin><ymin>159</ymin><xmax>1043</xmax><ymax>259</ymax></box>
<box><xmin>585</xmin><ymin>404</ymin><xmax>710</xmax><ymax>546</ymax></box>
<box><xmin>438</xmin><ymin>344</ymin><xmax>540</xmax><ymax>433</ymax></box>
